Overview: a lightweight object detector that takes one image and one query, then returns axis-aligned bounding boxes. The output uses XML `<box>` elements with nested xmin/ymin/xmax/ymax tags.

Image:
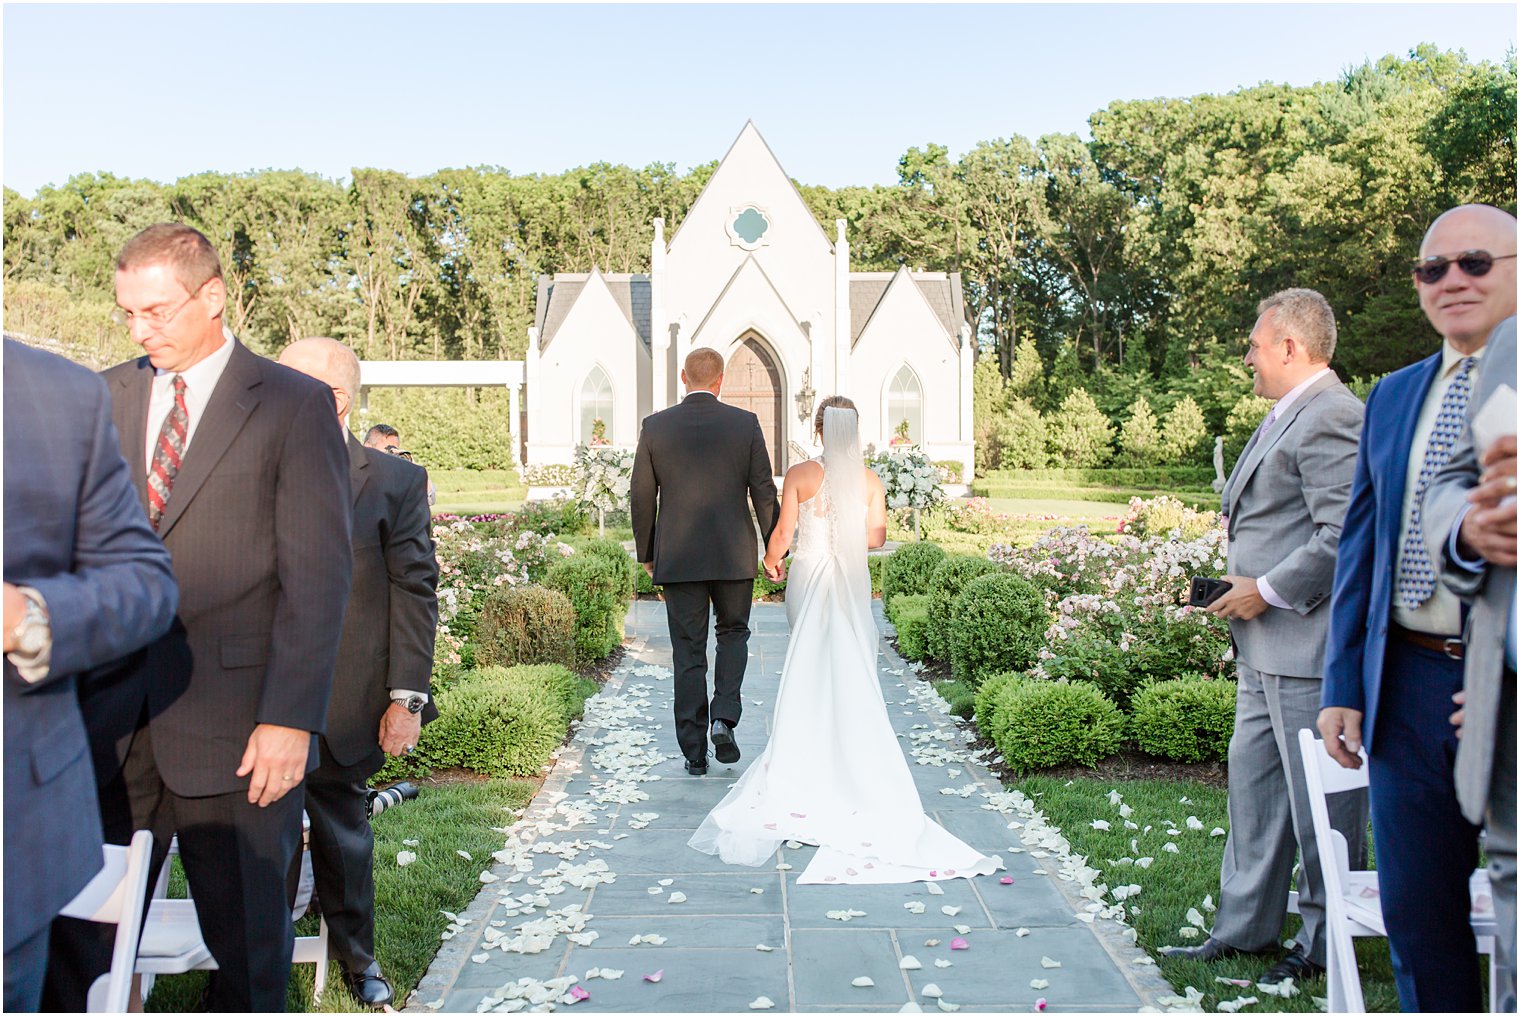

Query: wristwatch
<box><xmin>400</xmin><ymin>694</ymin><xmax>426</xmax><ymax>715</ymax></box>
<box><xmin>10</xmin><ymin>591</ymin><xmax>50</xmax><ymax>657</ymax></box>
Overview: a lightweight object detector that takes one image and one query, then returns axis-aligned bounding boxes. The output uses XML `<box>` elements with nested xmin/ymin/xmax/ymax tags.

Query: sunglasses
<box><xmin>1411</xmin><ymin>249</ymin><xmax>1517</xmax><ymax>285</ymax></box>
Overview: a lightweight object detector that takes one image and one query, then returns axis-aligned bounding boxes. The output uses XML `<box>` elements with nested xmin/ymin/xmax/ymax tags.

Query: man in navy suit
<box><xmin>2</xmin><ymin>339</ymin><xmax>179</xmax><ymax>1010</ymax></box>
<box><xmin>1319</xmin><ymin>203</ymin><xmax>1518</xmax><ymax>1011</ymax></box>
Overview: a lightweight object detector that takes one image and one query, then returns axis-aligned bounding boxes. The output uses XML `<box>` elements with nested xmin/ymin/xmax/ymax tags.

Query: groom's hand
<box><xmin>642</xmin><ymin>561</ymin><xmax>654</xmax><ymax>577</ymax></box>
<box><xmin>764</xmin><ymin>558</ymin><xmax>785</xmax><ymax>582</ymax></box>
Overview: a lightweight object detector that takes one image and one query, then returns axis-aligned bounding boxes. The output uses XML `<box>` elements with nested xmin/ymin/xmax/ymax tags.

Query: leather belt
<box><xmin>1392</xmin><ymin>624</ymin><xmax>1464</xmax><ymax>660</ymax></box>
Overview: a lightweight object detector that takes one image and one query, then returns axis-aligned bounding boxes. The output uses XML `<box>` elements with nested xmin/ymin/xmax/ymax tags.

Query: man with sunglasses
<box><xmin>1319</xmin><ymin>203</ymin><xmax>1518</xmax><ymax>1012</ymax></box>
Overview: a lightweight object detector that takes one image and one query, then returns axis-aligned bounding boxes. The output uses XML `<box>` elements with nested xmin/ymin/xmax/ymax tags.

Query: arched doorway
<box><xmin>722</xmin><ymin>332</ymin><xmax>785</xmax><ymax>475</ymax></box>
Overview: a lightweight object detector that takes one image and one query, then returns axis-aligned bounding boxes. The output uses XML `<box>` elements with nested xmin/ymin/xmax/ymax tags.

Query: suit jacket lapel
<box><xmin>112</xmin><ymin>360</ymin><xmax>154</xmax><ymax>515</ymax></box>
<box><xmin>347</xmin><ymin>433</ymin><xmax>370</xmax><ymax>506</ymax></box>
<box><xmin>1227</xmin><ymin>373</ymin><xmax>1340</xmax><ymax>519</ymax></box>
<box><xmin>156</xmin><ymin>342</ymin><xmax>262</xmax><ymax>538</ymax></box>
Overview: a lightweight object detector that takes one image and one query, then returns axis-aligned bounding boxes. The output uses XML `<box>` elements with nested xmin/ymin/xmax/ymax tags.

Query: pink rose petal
<box><xmin>644</xmin><ymin>970</ymin><xmax>664</xmax><ymax>983</ymax></box>
<box><xmin>1034</xmin><ymin>999</ymin><xmax>1048</xmax><ymax>1012</ymax></box>
<box><xmin>825</xmin><ymin>875</ymin><xmax>837</xmax><ymax>881</ymax></box>
<box><xmin>790</xmin><ymin>813</ymin><xmax>807</xmax><ymax>819</ymax></box>
<box><xmin>946</xmin><ymin>869</ymin><xmax>956</xmax><ymax>876</ymax></box>
<box><xmin>846</xmin><ymin>868</ymin><xmax>858</xmax><ymax>876</ymax></box>
<box><xmin>929</xmin><ymin>870</ymin><xmax>938</xmax><ymax>877</ymax></box>
<box><xmin>1000</xmin><ymin>876</ymin><xmax>1014</xmax><ymax>885</ymax></box>
<box><xmin>865</xmin><ymin>863</ymin><xmax>875</xmax><ymax>869</ymax></box>
<box><xmin>950</xmin><ymin>937</ymin><xmax>969</xmax><ymax>950</ymax></box>
<box><xmin>570</xmin><ymin>986</ymin><xmax>591</xmax><ymax>1001</ymax></box>
<box><xmin>763</xmin><ymin>823</ymin><xmax>777</xmax><ymax>830</ymax></box>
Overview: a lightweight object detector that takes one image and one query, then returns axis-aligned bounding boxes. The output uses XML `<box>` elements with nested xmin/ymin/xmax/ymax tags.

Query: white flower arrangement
<box><xmin>869</xmin><ymin>448</ymin><xmax>944</xmax><ymax>540</ymax></box>
<box><xmin>574</xmin><ymin>445</ymin><xmax>635</xmax><ymax>535</ymax></box>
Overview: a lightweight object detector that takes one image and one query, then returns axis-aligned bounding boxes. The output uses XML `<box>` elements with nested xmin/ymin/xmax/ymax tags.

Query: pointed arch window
<box><xmin>887</xmin><ymin>365</ymin><xmax>923</xmax><ymax>445</ymax></box>
<box><xmin>580</xmin><ymin>366</ymin><xmax>614</xmax><ymax>445</ymax></box>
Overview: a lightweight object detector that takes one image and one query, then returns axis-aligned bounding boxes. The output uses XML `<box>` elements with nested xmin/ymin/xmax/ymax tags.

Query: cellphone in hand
<box><xmin>1188</xmin><ymin>576</ymin><xmax>1233</xmax><ymax>608</ymax></box>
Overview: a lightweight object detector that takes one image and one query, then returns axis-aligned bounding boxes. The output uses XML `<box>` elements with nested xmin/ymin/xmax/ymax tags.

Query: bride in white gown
<box><xmin>688</xmin><ymin>397</ymin><xmax>1003</xmax><ymax>885</ymax></box>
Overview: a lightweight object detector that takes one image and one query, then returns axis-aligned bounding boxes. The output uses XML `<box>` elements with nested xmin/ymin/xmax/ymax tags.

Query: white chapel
<box><xmin>523</xmin><ymin>122</ymin><xmax>976</xmax><ymax>477</ymax></box>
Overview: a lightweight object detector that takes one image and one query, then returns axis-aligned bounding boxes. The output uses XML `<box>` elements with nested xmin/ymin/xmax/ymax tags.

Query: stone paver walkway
<box><xmin>409</xmin><ymin>601</ymin><xmax>1171</xmax><ymax>1013</ymax></box>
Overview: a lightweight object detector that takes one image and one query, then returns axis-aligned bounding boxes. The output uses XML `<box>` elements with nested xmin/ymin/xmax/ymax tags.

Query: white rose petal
<box><xmin>899</xmin><ymin>955</ymin><xmax>923</xmax><ymax>970</ymax></box>
<box><xmin>1041</xmin><ymin>956</ymin><xmax>1062</xmax><ymax>968</ymax></box>
<box><xmin>396</xmin><ymin>850</ymin><xmax>417</xmax><ymax>867</ymax></box>
<box><xmin>1030</xmin><ymin>979</ymin><xmax>1050</xmax><ymax>989</ymax></box>
<box><xmin>852</xmin><ymin>976</ymin><xmax>876</xmax><ymax>987</ymax></box>
<box><xmin>749</xmin><ymin>997</ymin><xmax>775</xmax><ymax>1010</ymax></box>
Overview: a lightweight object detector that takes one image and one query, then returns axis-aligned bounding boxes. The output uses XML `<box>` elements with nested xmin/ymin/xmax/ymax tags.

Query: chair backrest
<box><xmin>1297</xmin><ymin>729</ymin><xmax>1364</xmax><ymax>895</ymax></box>
<box><xmin>58</xmin><ymin>830</ymin><xmax>154</xmax><ymax>1013</ymax></box>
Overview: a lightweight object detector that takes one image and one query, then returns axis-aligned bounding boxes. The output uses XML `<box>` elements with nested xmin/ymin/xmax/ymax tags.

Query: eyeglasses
<box><xmin>112</xmin><ymin>280</ymin><xmax>207</xmax><ymax>329</ymax></box>
<box><xmin>1411</xmin><ymin>250</ymin><xmax>1517</xmax><ymax>285</ymax></box>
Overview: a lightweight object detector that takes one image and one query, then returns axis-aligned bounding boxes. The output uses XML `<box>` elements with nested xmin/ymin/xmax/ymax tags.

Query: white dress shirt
<box><xmin>1392</xmin><ymin>341</ymin><xmax>1486</xmax><ymax>636</ymax></box>
<box><xmin>1253</xmin><ymin>367</ymin><xmax>1332</xmax><ymax>610</ymax></box>
<box><xmin>143</xmin><ymin>326</ymin><xmax>237</xmax><ymax>469</ymax></box>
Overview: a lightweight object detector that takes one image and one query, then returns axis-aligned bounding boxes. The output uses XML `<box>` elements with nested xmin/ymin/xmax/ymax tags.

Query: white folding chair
<box><xmin>134</xmin><ymin>827</ymin><xmax>330</xmax><ymax>1006</ymax></box>
<box><xmin>58</xmin><ymin>830</ymin><xmax>155</xmax><ymax>1013</ymax></box>
<box><xmin>1296</xmin><ymin>728</ymin><xmax>1501</xmax><ymax>1013</ymax></box>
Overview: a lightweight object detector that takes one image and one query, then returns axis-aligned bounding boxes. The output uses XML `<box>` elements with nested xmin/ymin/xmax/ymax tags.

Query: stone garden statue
<box><xmin>1211</xmin><ymin>435</ymin><xmax>1227</xmax><ymax>493</ymax></box>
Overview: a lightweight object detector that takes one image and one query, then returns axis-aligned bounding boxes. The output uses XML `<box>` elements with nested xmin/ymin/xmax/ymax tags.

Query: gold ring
<box><xmin>282</xmin><ymin>775</ymin><xmax>293</xmax><ymax>782</ymax></box>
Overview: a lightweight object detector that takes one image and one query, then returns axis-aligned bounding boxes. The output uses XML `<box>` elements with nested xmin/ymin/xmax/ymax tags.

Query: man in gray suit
<box><xmin>1423</xmin><ymin>315</ymin><xmax>1517</xmax><ymax>1011</ymax></box>
<box><xmin>1161</xmin><ymin>288</ymin><xmax>1367</xmax><ymax>985</ymax></box>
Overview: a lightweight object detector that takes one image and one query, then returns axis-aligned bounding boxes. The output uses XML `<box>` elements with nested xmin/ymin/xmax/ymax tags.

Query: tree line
<box><xmin>4</xmin><ymin>45</ymin><xmax>1514</xmax><ymax>440</ymax></box>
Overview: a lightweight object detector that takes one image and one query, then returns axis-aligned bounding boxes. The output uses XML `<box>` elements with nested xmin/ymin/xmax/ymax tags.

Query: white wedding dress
<box><xmin>688</xmin><ymin>411</ymin><xmax>1003</xmax><ymax>885</ymax></box>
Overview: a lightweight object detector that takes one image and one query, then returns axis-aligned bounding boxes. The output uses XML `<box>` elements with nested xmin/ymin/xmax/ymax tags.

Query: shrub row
<box><xmin>885</xmin><ymin>540</ymin><xmax>1238</xmax><ymax>770</ymax></box>
<box><xmin>377</xmin><ymin>663</ymin><xmax>598</xmax><ymax>781</ymax></box>
<box><xmin>971</xmin><ymin>671</ymin><xmax>1234</xmax><ymax>774</ymax></box>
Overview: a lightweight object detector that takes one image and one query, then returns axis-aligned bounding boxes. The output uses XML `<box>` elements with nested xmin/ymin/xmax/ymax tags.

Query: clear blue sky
<box><xmin>3</xmin><ymin>3</ymin><xmax>1514</xmax><ymax>196</ymax></box>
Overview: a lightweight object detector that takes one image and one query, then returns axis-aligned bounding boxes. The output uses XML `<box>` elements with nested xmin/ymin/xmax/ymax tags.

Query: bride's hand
<box><xmin>763</xmin><ymin>557</ymin><xmax>786</xmax><ymax>582</ymax></box>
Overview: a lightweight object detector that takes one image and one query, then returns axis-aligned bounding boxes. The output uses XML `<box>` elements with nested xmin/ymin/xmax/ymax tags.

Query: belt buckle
<box><xmin>1443</xmin><ymin>637</ymin><xmax>1465</xmax><ymax>660</ymax></box>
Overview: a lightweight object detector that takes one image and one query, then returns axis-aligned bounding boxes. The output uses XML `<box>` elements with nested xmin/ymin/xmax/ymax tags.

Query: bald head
<box><xmin>1416</xmin><ymin>204</ymin><xmax>1518</xmax><ymax>349</ymax></box>
<box><xmin>278</xmin><ymin>337</ymin><xmax>361</xmax><ymax>423</ymax></box>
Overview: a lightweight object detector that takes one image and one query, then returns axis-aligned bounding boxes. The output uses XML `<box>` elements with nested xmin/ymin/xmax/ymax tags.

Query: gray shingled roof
<box><xmin>849</xmin><ymin>272</ymin><xmax>966</xmax><ymax>346</ymax></box>
<box><xmin>532</xmin><ymin>268</ymin><xmax>965</xmax><ymax>353</ymax></box>
<box><xmin>535</xmin><ymin>273</ymin><xmax>652</xmax><ymax>351</ymax></box>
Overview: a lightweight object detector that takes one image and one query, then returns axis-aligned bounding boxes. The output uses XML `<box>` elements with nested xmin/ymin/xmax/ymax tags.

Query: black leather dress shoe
<box><xmin>1257</xmin><ymin>944</ymin><xmax>1324</xmax><ymax>985</ymax></box>
<box><xmin>1158</xmin><ymin>937</ymin><xmax>1255</xmax><ymax>962</ymax></box>
<box><xmin>685</xmin><ymin>756</ymin><xmax>709</xmax><ymax>776</ymax></box>
<box><xmin>344</xmin><ymin>963</ymin><xmax>394</xmax><ymax>1008</ymax></box>
<box><xmin>710</xmin><ymin>719</ymin><xmax>740</xmax><ymax>764</ymax></box>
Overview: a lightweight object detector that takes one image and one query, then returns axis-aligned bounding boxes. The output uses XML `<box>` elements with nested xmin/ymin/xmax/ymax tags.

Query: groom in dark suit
<box><xmin>631</xmin><ymin>347</ymin><xmax>779</xmax><ymax>775</ymax></box>
<box><xmin>46</xmin><ymin>224</ymin><xmax>353</xmax><ymax>1012</ymax></box>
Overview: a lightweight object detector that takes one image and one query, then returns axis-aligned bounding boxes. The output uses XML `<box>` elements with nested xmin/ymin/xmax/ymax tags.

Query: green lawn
<box><xmin>1013</xmin><ymin>774</ymin><xmax>1399</xmax><ymax>1012</ymax></box>
<box><xmin>431</xmin><ymin>468</ymin><xmax>526</xmax><ymax>516</ymax></box>
<box><xmin>146</xmin><ymin>778</ymin><xmax>538</xmax><ymax>1012</ymax></box>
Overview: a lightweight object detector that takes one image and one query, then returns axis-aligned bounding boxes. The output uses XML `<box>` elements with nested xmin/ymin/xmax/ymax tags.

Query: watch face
<box><xmin>405</xmin><ymin>695</ymin><xmax>425</xmax><ymax>714</ymax></box>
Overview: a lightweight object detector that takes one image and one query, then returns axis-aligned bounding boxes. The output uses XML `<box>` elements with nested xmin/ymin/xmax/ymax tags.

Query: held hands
<box><xmin>1459</xmin><ymin>434</ymin><xmax>1518</xmax><ymax>567</ymax></box>
<box><xmin>379</xmin><ymin>703</ymin><xmax>423</xmax><ymax>757</ymax></box>
<box><xmin>1316</xmin><ymin>707</ymin><xmax>1365</xmax><ymax>770</ymax></box>
<box><xmin>236</xmin><ymin>723</ymin><xmax>311</xmax><ymax>807</ymax></box>
<box><xmin>1205</xmin><ymin>575</ymin><xmax>1268</xmax><ymax>621</ymax></box>
<box><xmin>763</xmin><ymin>556</ymin><xmax>786</xmax><ymax>582</ymax></box>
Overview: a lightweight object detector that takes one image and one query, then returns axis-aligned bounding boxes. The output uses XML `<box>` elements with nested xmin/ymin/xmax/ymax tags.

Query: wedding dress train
<box><xmin>688</xmin><ymin>415</ymin><xmax>1002</xmax><ymax>885</ymax></box>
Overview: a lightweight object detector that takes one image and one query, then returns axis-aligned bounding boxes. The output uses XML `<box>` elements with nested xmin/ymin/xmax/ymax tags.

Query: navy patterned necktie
<box><xmin>147</xmin><ymin>375</ymin><xmax>188</xmax><ymax>531</ymax></box>
<box><xmin>1396</xmin><ymin>356</ymin><xmax>1476</xmax><ymax>608</ymax></box>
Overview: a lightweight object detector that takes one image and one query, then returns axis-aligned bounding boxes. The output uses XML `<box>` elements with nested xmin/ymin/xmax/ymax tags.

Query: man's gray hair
<box><xmin>1257</xmin><ymin>288</ymin><xmax>1337</xmax><ymax>363</ymax></box>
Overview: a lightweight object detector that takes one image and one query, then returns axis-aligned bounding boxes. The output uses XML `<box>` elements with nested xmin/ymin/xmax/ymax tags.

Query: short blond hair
<box><xmin>116</xmin><ymin>223</ymin><xmax>224</xmax><ymax>296</ymax></box>
<box><xmin>1257</xmin><ymin>288</ymin><xmax>1337</xmax><ymax>363</ymax></box>
<box><xmin>684</xmin><ymin>347</ymin><xmax>725</xmax><ymax>388</ymax></box>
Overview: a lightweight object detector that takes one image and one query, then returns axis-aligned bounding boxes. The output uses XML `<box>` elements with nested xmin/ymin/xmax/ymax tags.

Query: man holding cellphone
<box><xmin>1161</xmin><ymin>289</ymin><xmax>1365</xmax><ymax>985</ymax></box>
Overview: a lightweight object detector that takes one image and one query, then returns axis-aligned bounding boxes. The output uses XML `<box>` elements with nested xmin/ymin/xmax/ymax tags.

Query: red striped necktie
<box><xmin>147</xmin><ymin>375</ymin><xmax>188</xmax><ymax>531</ymax></box>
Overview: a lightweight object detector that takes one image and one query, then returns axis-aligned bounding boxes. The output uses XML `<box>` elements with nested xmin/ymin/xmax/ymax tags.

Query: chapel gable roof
<box><xmin>849</xmin><ymin>270</ymin><xmax>967</xmax><ymax>346</ymax></box>
<box><xmin>534</xmin><ymin>271</ymin><xmax>651</xmax><ymax>351</ymax></box>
